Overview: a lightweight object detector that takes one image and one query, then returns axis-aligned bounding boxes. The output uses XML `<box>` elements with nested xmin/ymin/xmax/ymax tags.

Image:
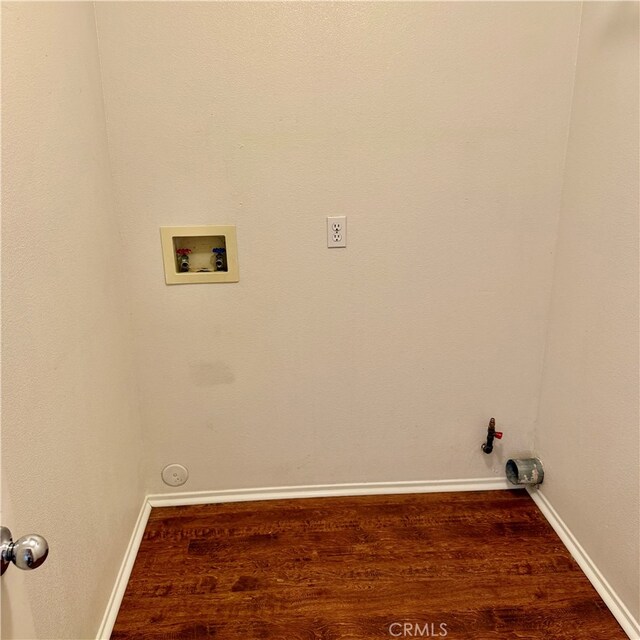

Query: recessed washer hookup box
<box><xmin>160</xmin><ymin>225</ymin><xmax>239</xmax><ymax>284</ymax></box>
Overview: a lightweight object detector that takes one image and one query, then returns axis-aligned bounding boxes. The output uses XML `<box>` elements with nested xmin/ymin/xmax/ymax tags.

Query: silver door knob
<box><xmin>0</xmin><ymin>526</ymin><xmax>48</xmax><ymax>576</ymax></box>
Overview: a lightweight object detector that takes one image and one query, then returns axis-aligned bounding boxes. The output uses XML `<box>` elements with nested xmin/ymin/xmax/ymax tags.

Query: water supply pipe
<box><xmin>481</xmin><ymin>417</ymin><xmax>503</xmax><ymax>454</ymax></box>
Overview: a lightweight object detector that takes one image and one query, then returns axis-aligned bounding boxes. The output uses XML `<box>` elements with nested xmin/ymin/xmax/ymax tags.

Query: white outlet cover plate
<box><xmin>161</xmin><ymin>463</ymin><xmax>189</xmax><ymax>487</ymax></box>
<box><xmin>327</xmin><ymin>216</ymin><xmax>347</xmax><ymax>248</ymax></box>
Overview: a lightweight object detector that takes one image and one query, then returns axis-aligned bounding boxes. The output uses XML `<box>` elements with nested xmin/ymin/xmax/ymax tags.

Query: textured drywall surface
<box><xmin>1</xmin><ymin>3</ymin><xmax>145</xmax><ymax>638</ymax></box>
<box><xmin>536</xmin><ymin>2</ymin><xmax>639</xmax><ymax>622</ymax></box>
<box><xmin>94</xmin><ymin>2</ymin><xmax>582</xmax><ymax>493</ymax></box>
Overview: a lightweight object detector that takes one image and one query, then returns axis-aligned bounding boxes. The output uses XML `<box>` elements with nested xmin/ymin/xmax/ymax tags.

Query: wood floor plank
<box><xmin>111</xmin><ymin>490</ymin><xmax>627</xmax><ymax>639</ymax></box>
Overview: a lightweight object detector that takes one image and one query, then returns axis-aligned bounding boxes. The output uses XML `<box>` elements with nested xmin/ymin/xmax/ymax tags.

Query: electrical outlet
<box><xmin>327</xmin><ymin>216</ymin><xmax>347</xmax><ymax>248</ymax></box>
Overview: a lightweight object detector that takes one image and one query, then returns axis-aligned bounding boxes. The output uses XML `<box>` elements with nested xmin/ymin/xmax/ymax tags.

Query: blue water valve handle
<box><xmin>212</xmin><ymin>248</ymin><xmax>227</xmax><ymax>271</ymax></box>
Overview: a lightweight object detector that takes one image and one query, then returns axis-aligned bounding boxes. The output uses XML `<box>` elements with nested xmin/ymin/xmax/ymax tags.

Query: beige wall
<box><xmin>3</xmin><ymin>2</ymin><xmax>638</xmax><ymax>636</ymax></box>
<box><xmin>536</xmin><ymin>2</ymin><xmax>640</xmax><ymax>622</ymax></box>
<box><xmin>1</xmin><ymin>4</ymin><xmax>145</xmax><ymax>638</ymax></box>
<box><xmin>94</xmin><ymin>2</ymin><xmax>581</xmax><ymax>493</ymax></box>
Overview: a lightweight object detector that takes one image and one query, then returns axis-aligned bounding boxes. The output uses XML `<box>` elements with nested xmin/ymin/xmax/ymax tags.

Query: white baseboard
<box><xmin>96</xmin><ymin>499</ymin><xmax>152</xmax><ymax>640</ymax></box>
<box><xmin>528</xmin><ymin>487</ymin><xmax>640</xmax><ymax>640</ymax></box>
<box><xmin>146</xmin><ymin>476</ymin><xmax>514</xmax><ymax>507</ymax></box>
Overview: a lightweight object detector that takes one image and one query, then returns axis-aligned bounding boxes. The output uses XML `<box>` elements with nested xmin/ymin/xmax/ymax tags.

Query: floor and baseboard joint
<box><xmin>96</xmin><ymin>479</ymin><xmax>639</xmax><ymax>640</ymax></box>
<box><xmin>527</xmin><ymin>487</ymin><xmax>639</xmax><ymax>640</ymax></box>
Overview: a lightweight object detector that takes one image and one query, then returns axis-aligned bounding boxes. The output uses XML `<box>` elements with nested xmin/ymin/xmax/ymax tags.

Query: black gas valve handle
<box><xmin>481</xmin><ymin>418</ymin><xmax>503</xmax><ymax>454</ymax></box>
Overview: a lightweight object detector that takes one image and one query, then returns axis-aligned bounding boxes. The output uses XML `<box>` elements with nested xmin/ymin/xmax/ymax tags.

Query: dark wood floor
<box><xmin>112</xmin><ymin>490</ymin><xmax>626</xmax><ymax>639</ymax></box>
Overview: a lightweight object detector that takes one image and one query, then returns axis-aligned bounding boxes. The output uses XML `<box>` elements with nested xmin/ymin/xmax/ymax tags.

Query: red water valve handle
<box><xmin>494</xmin><ymin>431</ymin><xmax>503</xmax><ymax>439</ymax></box>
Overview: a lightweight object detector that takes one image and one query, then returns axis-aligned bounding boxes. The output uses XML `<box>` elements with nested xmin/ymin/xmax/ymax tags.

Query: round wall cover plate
<box><xmin>161</xmin><ymin>463</ymin><xmax>189</xmax><ymax>487</ymax></box>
